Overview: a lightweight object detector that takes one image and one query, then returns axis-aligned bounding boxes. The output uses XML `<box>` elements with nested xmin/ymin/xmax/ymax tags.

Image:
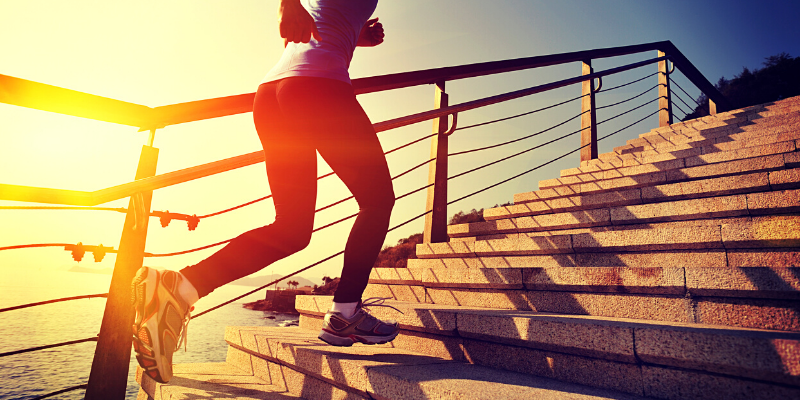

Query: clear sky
<box><xmin>2</xmin><ymin>0</ymin><xmax>798</xmax><ymax>290</ymax></box>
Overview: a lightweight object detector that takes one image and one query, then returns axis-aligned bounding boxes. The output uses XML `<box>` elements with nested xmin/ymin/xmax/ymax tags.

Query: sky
<box><xmin>2</xmin><ymin>0</ymin><xmax>799</xmax><ymax>291</ymax></box>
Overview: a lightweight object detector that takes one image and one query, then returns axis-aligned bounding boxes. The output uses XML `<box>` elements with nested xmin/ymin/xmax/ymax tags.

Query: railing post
<box><xmin>85</xmin><ymin>144</ymin><xmax>159</xmax><ymax>400</ymax></box>
<box><xmin>580</xmin><ymin>59</ymin><xmax>598</xmax><ymax>161</ymax></box>
<box><xmin>423</xmin><ymin>80</ymin><xmax>449</xmax><ymax>244</ymax></box>
<box><xmin>658</xmin><ymin>50</ymin><xmax>673</xmax><ymax>127</ymax></box>
<box><xmin>709</xmin><ymin>99</ymin><xmax>718</xmax><ymax>116</ymax></box>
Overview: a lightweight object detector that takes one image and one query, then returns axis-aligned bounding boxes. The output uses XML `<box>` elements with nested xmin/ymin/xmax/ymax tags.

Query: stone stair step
<box><xmin>488</xmin><ymin>169</ymin><xmax>792</xmax><ymax>220</ymax></box>
<box><xmin>581</xmin><ymin>110</ymin><xmax>800</xmax><ymax>169</ymax></box>
<box><xmin>372</xmin><ymin>264</ymin><xmax>800</xmax><ymax>301</ymax></box>
<box><xmin>136</xmin><ymin>362</ymin><xmax>303</xmax><ymax>400</ymax></box>
<box><xmin>224</xmin><ymin>326</ymin><xmax>647</xmax><ymax>400</ymax></box>
<box><xmin>516</xmin><ymin>152</ymin><xmax>792</xmax><ymax>204</ymax></box>
<box><xmin>540</xmin><ymin>139</ymin><xmax>796</xmax><ymax>191</ymax></box>
<box><xmin>293</xmin><ymin>296</ymin><xmax>800</xmax><ymax>398</ymax></box>
<box><xmin>628</xmin><ymin>111</ymin><xmax>800</xmax><ymax>153</ymax></box>
<box><xmin>453</xmin><ymin>194</ymin><xmax>800</xmax><ymax>238</ymax></box>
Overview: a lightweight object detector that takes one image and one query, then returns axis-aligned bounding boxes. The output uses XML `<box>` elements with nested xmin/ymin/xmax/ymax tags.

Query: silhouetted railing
<box><xmin>0</xmin><ymin>40</ymin><xmax>727</xmax><ymax>399</ymax></box>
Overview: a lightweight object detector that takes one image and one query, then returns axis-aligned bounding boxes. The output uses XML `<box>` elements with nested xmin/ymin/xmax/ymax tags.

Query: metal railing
<box><xmin>0</xmin><ymin>40</ymin><xmax>727</xmax><ymax>399</ymax></box>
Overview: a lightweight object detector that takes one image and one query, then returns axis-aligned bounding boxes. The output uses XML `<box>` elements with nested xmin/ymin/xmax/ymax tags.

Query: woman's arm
<box><xmin>278</xmin><ymin>0</ymin><xmax>322</xmax><ymax>46</ymax></box>
<box><xmin>357</xmin><ymin>18</ymin><xmax>384</xmax><ymax>47</ymax></box>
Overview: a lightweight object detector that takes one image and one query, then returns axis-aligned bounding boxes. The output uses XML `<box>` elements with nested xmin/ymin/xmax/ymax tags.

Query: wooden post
<box><xmin>423</xmin><ymin>81</ymin><xmax>449</xmax><ymax>244</ymax></box>
<box><xmin>709</xmin><ymin>99</ymin><xmax>717</xmax><ymax>116</ymax></box>
<box><xmin>580</xmin><ymin>59</ymin><xmax>598</xmax><ymax>161</ymax></box>
<box><xmin>658</xmin><ymin>50</ymin><xmax>673</xmax><ymax>127</ymax></box>
<box><xmin>85</xmin><ymin>145</ymin><xmax>158</xmax><ymax>399</ymax></box>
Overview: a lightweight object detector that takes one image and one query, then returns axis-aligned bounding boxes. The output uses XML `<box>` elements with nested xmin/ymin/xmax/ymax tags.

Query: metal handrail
<box><xmin>2</xmin><ymin>55</ymin><xmax>675</xmax><ymax>207</ymax></box>
<box><xmin>0</xmin><ymin>41</ymin><xmax>729</xmax><ymax>131</ymax></box>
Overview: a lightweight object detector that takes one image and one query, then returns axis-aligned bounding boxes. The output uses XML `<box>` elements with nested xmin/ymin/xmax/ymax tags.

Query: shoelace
<box><xmin>360</xmin><ymin>297</ymin><xmax>404</xmax><ymax>315</ymax></box>
<box><xmin>176</xmin><ymin>306</ymin><xmax>194</xmax><ymax>352</ymax></box>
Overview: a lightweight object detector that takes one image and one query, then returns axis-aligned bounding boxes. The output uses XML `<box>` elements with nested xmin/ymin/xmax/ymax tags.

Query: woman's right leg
<box><xmin>179</xmin><ymin>81</ymin><xmax>318</xmax><ymax>298</ymax></box>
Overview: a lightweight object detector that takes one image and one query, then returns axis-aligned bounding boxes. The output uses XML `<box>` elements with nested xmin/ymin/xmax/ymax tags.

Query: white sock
<box><xmin>330</xmin><ymin>301</ymin><xmax>358</xmax><ymax>319</ymax></box>
<box><xmin>177</xmin><ymin>273</ymin><xmax>200</xmax><ymax>307</ymax></box>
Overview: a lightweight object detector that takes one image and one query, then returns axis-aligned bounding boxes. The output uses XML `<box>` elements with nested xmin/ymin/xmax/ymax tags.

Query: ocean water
<box><xmin>0</xmin><ymin>269</ymin><xmax>299</xmax><ymax>400</ymax></box>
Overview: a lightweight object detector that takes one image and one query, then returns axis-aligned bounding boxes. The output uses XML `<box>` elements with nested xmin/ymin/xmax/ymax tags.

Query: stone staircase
<box><xmin>137</xmin><ymin>96</ymin><xmax>800</xmax><ymax>400</ymax></box>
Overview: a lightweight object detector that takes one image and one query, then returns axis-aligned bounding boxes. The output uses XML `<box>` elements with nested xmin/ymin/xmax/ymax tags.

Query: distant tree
<box><xmin>287</xmin><ymin>280</ymin><xmax>298</xmax><ymax>289</ymax></box>
<box><xmin>322</xmin><ymin>276</ymin><xmax>333</xmax><ymax>285</ymax></box>
<box><xmin>684</xmin><ymin>52</ymin><xmax>800</xmax><ymax>120</ymax></box>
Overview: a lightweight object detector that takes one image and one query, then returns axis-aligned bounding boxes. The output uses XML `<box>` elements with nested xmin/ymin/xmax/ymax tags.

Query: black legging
<box><xmin>180</xmin><ymin>76</ymin><xmax>395</xmax><ymax>303</ymax></box>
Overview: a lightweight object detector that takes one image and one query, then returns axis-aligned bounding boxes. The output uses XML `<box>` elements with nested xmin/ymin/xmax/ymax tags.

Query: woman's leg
<box><xmin>272</xmin><ymin>77</ymin><xmax>395</xmax><ymax>303</ymax></box>
<box><xmin>179</xmin><ymin>81</ymin><xmax>319</xmax><ymax>298</ymax></box>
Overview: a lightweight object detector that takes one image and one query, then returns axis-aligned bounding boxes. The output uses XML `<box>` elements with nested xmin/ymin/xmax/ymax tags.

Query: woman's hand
<box><xmin>357</xmin><ymin>18</ymin><xmax>384</xmax><ymax>47</ymax></box>
<box><xmin>278</xmin><ymin>0</ymin><xmax>322</xmax><ymax>46</ymax></box>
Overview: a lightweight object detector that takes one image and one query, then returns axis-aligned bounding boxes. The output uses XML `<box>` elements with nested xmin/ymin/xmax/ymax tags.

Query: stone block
<box><xmin>686</xmin><ymin>267</ymin><xmax>800</xmax><ymax>299</ymax></box>
<box><xmin>641</xmin><ymin>365</ymin><xmax>800</xmax><ymax>400</ymax></box>
<box><xmin>727</xmin><ymin>249</ymin><xmax>800</xmax><ymax>267</ymax></box>
<box><xmin>538</xmin><ymin>175</ymin><xmax>585</xmax><ymax>189</ymax></box>
<box><xmin>695</xmin><ymin>297</ymin><xmax>800</xmax><ymax>331</ymax></box>
<box><xmin>666</xmin><ymin>154</ymin><xmax>784</xmax><ymax>181</ymax></box>
<box><xmin>636</xmin><ymin>326</ymin><xmax>800</xmax><ymax>385</ymax></box>
<box><xmin>721</xmin><ymin>216</ymin><xmax>800</xmax><ymax>248</ymax></box>
<box><xmin>572</xmin><ymin>226</ymin><xmax>723</xmax><ymax>252</ymax></box>
<box><xmin>524</xmin><ymin>267</ymin><xmax>685</xmax><ymax>295</ymax></box>
<box><xmin>416</xmin><ymin>241</ymin><xmax>474</xmax><ymax>258</ymax></box>
<box><xmin>514</xmin><ymin>185</ymin><xmax>581</xmax><ymax>204</ymax></box>
<box><xmin>785</xmin><ymin>151</ymin><xmax>800</xmax><ymax>167</ymax></box>
<box><xmin>422</xmin><ymin>267</ymin><xmax>524</xmax><ymax>289</ymax></box>
<box><xmin>770</xmin><ymin>168</ymin><xmax>800</xmax><ymax>190</ymax></box>
<box><xmin>426</xmin><ymin>288</ymin><xmax>532</xmax><ymax>311</ymax></box>
<box><xmin>366</xmin><ymin>358</ymin><xmax>643</xmax><ymax>400</ymax></box>
<box><xmin>369</xmin><ymin>267</ymin><xmax>423</xmax><ymax>284</ymax></box>
<box><xmin>747</xmin><ymin>188</ymin><xmax>800</xmax><ymax>215</ymax></box>
<box><xmin>580</xmin><ymin>172</ymin><xmax>666</xmax><ymax>193</ymax></box>
<box><xmin>604</xmin><ymin>159</ymin><xmax>685</xmax><ymax>180</ymax></box>
<box><xmin>642</xmin><ymin>172</ymin><xmax>770</xmax><ymax>201</ymax></box>
<box><xmin>515</xmin><ymin>234</ymin><xmax>573</xmax><ymax>254</ymax></box>
<box><xmin>456</xmin><ymin>311</ymin><xmax>635</xmax><ymax>362</ymax></box>
<box><xmin>684</xmin><ymin>141</ymin><xmax>794</xmax><ymax>167</ymax></box>
<box><xmin>610</xmin><ymin>195</ymin><xmax>748</xmax><ymax>224</ymax></box>
<box><xmin>447</xmin><ymin>218</ymin><xmax>518</xmax><ymax>237</ymax></box>
<box><xmin>514</xmin><ymin>208</ymin><xmax>610</xmax><ymax>231</ymax></box>
<box><xmin>525</xmin><ymin>291</ymin><xmax>692</xmax><ymax>323</ymax></box>
<box><xmin>362</xmin><ymin>284</ymin><xmax>426</xmax><ymax>303</ymax></box>
<box><xmin>463</xmin><ymin>341</ymin><xmax>645</xmax><ymax>396</ymax></box>
<box><xmin>575</xmin><ymin>250</ymin><xmax>727</xmax><ymax>268</ymax></box>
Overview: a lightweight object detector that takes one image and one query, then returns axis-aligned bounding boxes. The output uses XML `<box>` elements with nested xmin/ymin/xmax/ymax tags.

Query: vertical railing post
<box><xmin>85</xmin><ymin>143</ymin><xmax>159</xmax><ymax>399</ymax></box>
<box><xmin>580</xmin><ymin>59</ymin><xmax>598</xmax><ymax>161</ymax></box>
<box><xmin>658</xmin><ymin>50</ymin><xmax>673</xmax><ymax>127</ymax></box>
<box><xmin>709</xmin><ymin>99</ymin><xmax>718</xmax><ymax>116</ymax></box>
<box><xmin>423</xmin><ymin>80</ymin><xmax>449</xmax><ymax>244</ymax></box>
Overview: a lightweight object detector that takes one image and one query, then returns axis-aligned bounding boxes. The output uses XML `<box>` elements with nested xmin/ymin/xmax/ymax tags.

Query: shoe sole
<box><xmin>318</xmin><ymin>329</ymin><xmax>400</xmax><ymax>347</ymax></box>
<box><xmin>131</xmin><ymin>267</ymin><xmax>169</xmax><ymax>384</ymax></box>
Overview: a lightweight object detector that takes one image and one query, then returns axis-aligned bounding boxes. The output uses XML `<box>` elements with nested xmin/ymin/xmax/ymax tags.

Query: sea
<box><xmin>0</xmin><ymin>269</ymin><xmax>300</xmax><ymax>400</ymax></box>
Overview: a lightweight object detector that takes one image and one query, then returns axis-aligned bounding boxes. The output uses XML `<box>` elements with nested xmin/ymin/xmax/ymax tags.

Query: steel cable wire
<box><xmin>0</xmin><ymin>337</ymin><xmax>98</xmax><ymax>358</ymax></box>
<box><xmin>671</xmin><ymin>98</ymin><xmax>689</xmax><ymax>118</ymax></box>
<box><xmin>447</xmin><ymin>108</ymin><xmax>661</xmax><ymax>206</ymax></box>
<box><xmin>448</xmin><ymin>97</ymin><xmax>658</xmax><ymax>181</ymax></box>
<box><xmin>0</xmin><ymin>294</ymin><xmax>107</xmax><ymax>313</ymax></box>
<box><xmin>30</xmin><ymin>384</ymin><xmax>88</xmax><ymax>400</ymax></box>
<box><xmin>670</xmin><ymin>77</ymin><xmax>702</xmax><ymax>106</ymax></box>
<box><xmin>670</xmin><ymin>90</ymin><xmax>693</xmax><ymax>115</ymax></box>
<box><xmin>453</xmin><ymin>92</ymin><xmax>589</xmax><ymax>132</ymax></box>
<box><xmin>449</xmin><ymin>110</ymin><xmax>589</xmax><ymax>157</ymax></box>
<box><xmin>597</xmin><ymin>71</ymin><xmax>658</xmax><ymax>93</ymax></box>
<box><xmin>596</xmin><ymin>85</ymin><xmax>658</xmax><ymax>110</ymax></box>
